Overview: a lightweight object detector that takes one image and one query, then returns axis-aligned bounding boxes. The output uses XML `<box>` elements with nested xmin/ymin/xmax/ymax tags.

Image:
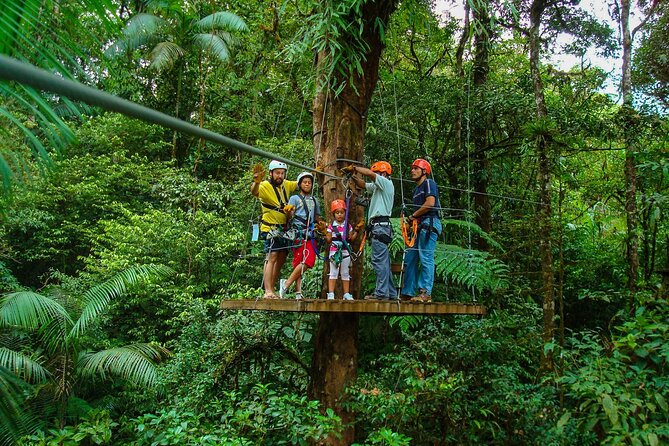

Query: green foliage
<box><xmin>351</xmin><ymin>305</ymin><xmax>561</xmax><ymax>444</ymax></box>
<box><xmin>0</xmin><ymin>266</ymin><xmax>172</xmax><ymax>428</ymax></box>
<box><xmin>125</xmin><ymin>384</ymin><xmax>340</xmax><ymax>446</ymax></box>
<box><xmin>558</xmin><ymin>294</ymin><xmax>669</xmax><ymax>445</ymax></box>
<box><xmin>18</xmin><ymin>409</ymin><xmax>116</xmax><ymax>446</ymax></box>
<box><xmin>0</xmin><ymin>0</ymin><xmax>121</xmax><ymax>192</ymax></box>
<box><xmin>2</xmin><ymin>152</ymin><xmax>173</xmax><ymax>285</ymax></box>
<box><xmin>434</xmin><ymin>243</ymin><xmax>509</xmax><ymax>293</ymax></box>
<box><xmin>285</xmin><ymin>0</ymin><xmax>379</xmax><ymax>95</ymax></box>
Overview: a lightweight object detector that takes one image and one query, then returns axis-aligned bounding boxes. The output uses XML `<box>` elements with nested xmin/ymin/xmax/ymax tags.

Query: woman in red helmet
<box><xmin>342</xmin><ymin>161</ymin><xmax>398</xmax><ymax>300</ymax></box>
<box><xmin>402</xmin><ymin>158</ymin><xmax>442</xmax><ymax>302</ymax></box>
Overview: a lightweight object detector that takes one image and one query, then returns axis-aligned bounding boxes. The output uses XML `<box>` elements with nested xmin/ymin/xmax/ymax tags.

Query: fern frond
<box><xmin>441</xmin><ymin>219</ymin><xmax>504</xmax><ymax>251</ymax></box>
<box><xmin>435</xmin><ymin>244</ymin><xmax>509</xmax><ymax>292</ymax></box>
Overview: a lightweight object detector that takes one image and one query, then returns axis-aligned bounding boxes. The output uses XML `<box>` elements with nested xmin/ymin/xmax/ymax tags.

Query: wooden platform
<box><xmin>219</xmin><ymin>299</ymin><xmax>486</xmax><ymax>315</ymax></box>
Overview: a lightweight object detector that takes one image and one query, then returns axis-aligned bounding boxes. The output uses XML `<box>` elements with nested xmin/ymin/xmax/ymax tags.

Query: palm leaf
<box><xmin>0</xmin><ymin>366</ymin><xmax>37</xmax><ymax>445</ymax></box>
<box><xmin>435</xmin><ymin>244</ymin><xmax>509</xmax><ymax>292</ymax></box>
<box><xmin>0</xmin><ymin>347</ymin><xmax>49</xmax><ymax>383</ymax></box>
<box><xmin>0</xmin><ymin>0</ymin><xmax>122</xmax><ymax>193</ymax></box>
<box><xmin>0</xmin><ymin>292</ymin><xmax>72</xmax><ymax>330</ymax></box>
<box><xmin>70</xmin><ymin>265</ymin><xmax>173</xmax><ymax>338</ymax></box>
<box><xmin>196</xmin><ymin>11</ymin><xmax>248</xmax><ymax>32</ymax></box>
<box><xmin>108</xmin><ymin>13</ymin><xmax>166</xmax><ymax>56</ymax></box>
<box><xmin>193</xmin><ymin>33</ymin><xmax>231</xmax><ymax>61</ymax></box>
<box><xmin>149</xmin><ymin>41</ymin><xmax>185</xmax><ymax>71</ymax></box>
<box><xmin>77</xmin><ymin>343</ymin><xmax>170</xmax><ymax>388</ymax></box>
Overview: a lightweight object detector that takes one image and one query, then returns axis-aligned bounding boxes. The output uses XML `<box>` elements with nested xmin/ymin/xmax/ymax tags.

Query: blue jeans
<box><xmin>370</xmin><ymin>224</ymin><xmax>397</xmax><ymax>298</ymax></box>
<box><xmin>402</xmin><ymin>218</ymin><xmax>441</xmax><ymax>296</ymax></box>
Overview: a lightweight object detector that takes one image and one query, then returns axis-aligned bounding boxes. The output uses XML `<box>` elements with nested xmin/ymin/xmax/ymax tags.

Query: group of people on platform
<box><xmin>250</xmin><ymin>157</ymin><xmax>441</xmax><ymax>302</ymax></box>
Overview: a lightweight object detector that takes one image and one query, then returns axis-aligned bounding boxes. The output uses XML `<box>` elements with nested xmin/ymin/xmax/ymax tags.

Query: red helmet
<box><xmin>330</xmin><ymin>199</ymin><xmax>346</xmax><ymax>213</ymax></box>
<box><xmin>371</xmin><ymin>161</ymin><xmax>392</xmax><ymax>175</ymax></box>
<box><xmin>411</xmin><ymin>158</ymin><xmax>431</xmax><ymax>175</ymax></box>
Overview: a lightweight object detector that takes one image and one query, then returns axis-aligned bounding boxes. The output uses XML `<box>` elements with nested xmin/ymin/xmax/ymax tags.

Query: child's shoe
<box><xmin>295</xmin><ymin>292</ymin><xmax>303</xmax><ymax>300</ymax></box>
<box><xmin>343</xmin><ymin>293</ymin><xmax>354</xmax><ymax>301</ymax></box>
<box><xmin>326</xmin><ymin>292</ymin><xmax>335</xmax><ymax>300</ymax></box>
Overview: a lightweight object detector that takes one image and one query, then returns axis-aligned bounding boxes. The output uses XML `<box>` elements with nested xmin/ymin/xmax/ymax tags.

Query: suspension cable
<box><xmin>0</xmin><ymin>55</ymin><xmax>343</xmax><ymax>181</ymax></box>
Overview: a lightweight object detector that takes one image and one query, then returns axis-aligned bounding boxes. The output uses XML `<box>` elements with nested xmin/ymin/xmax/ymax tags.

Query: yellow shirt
<box><xmin>257</xmin><ymin>179</ymin><xmax>298</xmax><ymax>231</ymax></box>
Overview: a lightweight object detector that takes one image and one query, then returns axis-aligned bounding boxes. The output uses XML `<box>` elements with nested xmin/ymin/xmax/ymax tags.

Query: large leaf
<box><xmin>149</xmin><ymin>41</ymin><xmax>185</xmax><ymax>71</ymax></box>
<box><xmin>193</xmin><ymin>33</ymin><xmax>231</xmax><ymax>61</ymax></box>
<box><xmin>197</xmin><ymin>11</ymin><xmax>248</xmax><ymax>32</ymax></box>
<box><xmin>107</xmin><ymin>13</ymin><xmax>166</xmax><ymax>56</ymax></box>
<box><xmin>0</xmin><ymin>347</ymin><xmax>49</xmax><ymax>383</ymax></box>
<box><xmin>0</xmin><ymin>366</ymin><xmax>37</xmax><ymax>445</ymax></box>
<box><xmin>70</xmin><ymin>265</ymin><xmax>173</xmax><ymax>338</ymax></box>
<box><xmin>434</xmin><ymin>244</ymin><xmax>509</xmax><ymax>292</ymax></box>
<box><xmin>77</xmin><ymin>343</ymin><xmax>170</xmax><ymax>388</ymax></box>
<box><xmin>0</xmin><ymin>292</ymin><xmax>72</xmax><ymax>330</ymax></box>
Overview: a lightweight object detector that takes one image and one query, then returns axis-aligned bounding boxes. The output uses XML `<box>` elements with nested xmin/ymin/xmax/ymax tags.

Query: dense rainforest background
<box><xmin>1</xmin><ymin>0</ymin><xmax>668</xmax><ymax>444</ymax></box>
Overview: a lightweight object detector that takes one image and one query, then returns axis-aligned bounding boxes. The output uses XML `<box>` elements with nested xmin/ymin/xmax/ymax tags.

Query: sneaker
<box><xmin>343</xmin><ymin>293</ymin><xmax>353</xmax><ymax>301</ymax></box>
<box><xmin>327</xmin><ymin>292</ymin><xmax>335</xmax><ymax>300</ymax></box>
<box><xmin>295</xmin><ymin>292</ymin><xmax>303</xmax><ymax>300</ymax></box>
<box><xmin>364</xmin><ymin>295</ymin><xmax>380</xmax><ymax>300</ymax></box>
<box><xmin>279</xmin><ymin>279</ymin><xmax>287</xmax><ymax>298</ymax></box>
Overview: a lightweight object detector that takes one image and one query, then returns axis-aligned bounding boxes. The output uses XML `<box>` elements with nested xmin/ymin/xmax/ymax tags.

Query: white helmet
<box><xmin>297</xmin><ymin>171</ymin><xmax>314</xmax><ymax>185</ymax></box>
<box><xmin>268</xmin><ymin>160</ymin><xmax>288</xmax><ymax>172</ymax></box>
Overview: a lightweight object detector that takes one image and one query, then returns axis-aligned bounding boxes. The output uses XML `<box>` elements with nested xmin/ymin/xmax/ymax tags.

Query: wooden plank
<box><xmin>219</xmin><ymin>299</ymin><xmax>486</xmax><ymax>315</ymax></box>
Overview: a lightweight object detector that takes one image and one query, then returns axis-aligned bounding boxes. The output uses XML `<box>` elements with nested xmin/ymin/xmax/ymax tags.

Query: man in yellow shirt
<box><xmin>251</xmin><ymin>160</ymin><xmax>298</xmax><ymax>299</ymax></box>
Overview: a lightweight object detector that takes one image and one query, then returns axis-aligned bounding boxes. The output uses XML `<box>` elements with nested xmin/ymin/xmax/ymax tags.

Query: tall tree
<box><xmin>527</xmin><ymin>0</ymin><xmax>556</xmax><ymax>371</ymax></box>
<box><xmin>109</xmin><ymin>0</ymin><xmax>247</xmax><ymax>163</ymax></box>
<box><xmin>291</xmin><ymin>1</ymin><xmax>396</xmax><ymax>443</ymax></box>
<box><xmin>617</xmin><ymin>0</ymin><xmax>660</xmax><ymax>294</ymax></box>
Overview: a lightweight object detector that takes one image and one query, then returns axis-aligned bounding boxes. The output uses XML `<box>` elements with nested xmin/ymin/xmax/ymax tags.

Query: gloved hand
<box><xmin>283</xmin><ymin>204</ymin><xmax>296</xmax><ymax>214</ymax></box>
<box><xmin>355</xmin><ymin>220</ymin><xmax>365</xmax><ymax>232</ymax></box>
<box><xmin>252</xmin><ymin>163</ymin><xmax>265</xmax><ymax>184</ymax></box>
<box><xmin>340</xmin><ymin>164</ymin><xmax>356</xmax><ymax>174</ymax></box>
<box><xmin>314</xmin><ymin>220</ymin><xmax>328</xmax><ymax>236</ymax></box>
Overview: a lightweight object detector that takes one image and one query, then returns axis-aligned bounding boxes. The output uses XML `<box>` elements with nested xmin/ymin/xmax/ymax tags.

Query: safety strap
<box><xmin>261</xmin><ymin>184</ymin><xmax>290</xmax><ymax>213</ymax></box>
<box><xmin>293</xmin><ymin>195</ymin><xmax>316</xmax><ymax>225</ymax></box>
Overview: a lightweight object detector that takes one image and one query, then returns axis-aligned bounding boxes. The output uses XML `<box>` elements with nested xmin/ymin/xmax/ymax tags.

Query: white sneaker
<box><xmin>295</xmin><ymin>292</ymin><xmax>303</xmax><ymax>300</ymax></box>
<box><xmin>343</xmin><ymin>293</ymin><xmax>353</xmax><ymax>301</ymax></box>
<box><xmin>279</xmin><ymin>279</ymin><xmax>287</xmax><ymax>298</ymax></box>
<box><xmin>327</xmin><ymin>292</ymin><xmax>335</xmax><ymax>300</ymax></box>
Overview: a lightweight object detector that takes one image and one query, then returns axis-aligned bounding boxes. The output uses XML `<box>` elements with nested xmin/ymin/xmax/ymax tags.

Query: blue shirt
<box><xmin>289</xmin><ymin>194</ymin><xmax>320</xmax><ymax>230</ymax></box>
<box><xmin>413</xmin><ymin>178</ymin><xmax>440</xmax><ymax>220</ymax></box>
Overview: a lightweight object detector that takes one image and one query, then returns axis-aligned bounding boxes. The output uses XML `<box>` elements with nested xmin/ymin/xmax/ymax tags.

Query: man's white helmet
<box><xmin>268</xmin><ymin>160</ymin><xmax>288</xmax><ymax>172</ymax></box>
<box><xmin>297</xmin><ymin>171</ymin><xmax>314</xmax><ymax>185</ymax></box>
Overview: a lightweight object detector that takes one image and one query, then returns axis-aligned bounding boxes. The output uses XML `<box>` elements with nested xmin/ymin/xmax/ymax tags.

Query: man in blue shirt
<box><xmin>402</xmin><ymin>158</ymin><xmax>442</xmax><ymax>302</ymax></box>
<box><xmin>344</xmin><ymin>161</ymin><xmax>398</xmax><ymax>300</ymax></box>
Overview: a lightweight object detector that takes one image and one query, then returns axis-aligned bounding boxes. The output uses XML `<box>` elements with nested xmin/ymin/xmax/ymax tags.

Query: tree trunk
<box><xmin>309</xmin><ymin>1</ymin><xmax>396</xmax><ymax>444</ymax></box>
<box><xmin>529</xmin><ymin>0</ymin><xmax>555</xmax><ymax>372</ymax></box>
<box><xmin>620</xmin><ymin>0</ymin><xmax>639</xmax><ymax>295</ymax></box>
<box><xmin>472</xmin><ymin>0</ymin><xmax>492</xmax><ymax>251</ymax></box>
<box><xmin>308</xmin><ymin>313</ymin><xmax>359</xmax><ymax>445</ymax></box>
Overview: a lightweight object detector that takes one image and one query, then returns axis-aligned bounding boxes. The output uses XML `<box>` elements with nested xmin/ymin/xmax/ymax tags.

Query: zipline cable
<box><xmin>0</xmin><ymin>55</ymin><xmax>344</xmax><ymax>181</ymax></box>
